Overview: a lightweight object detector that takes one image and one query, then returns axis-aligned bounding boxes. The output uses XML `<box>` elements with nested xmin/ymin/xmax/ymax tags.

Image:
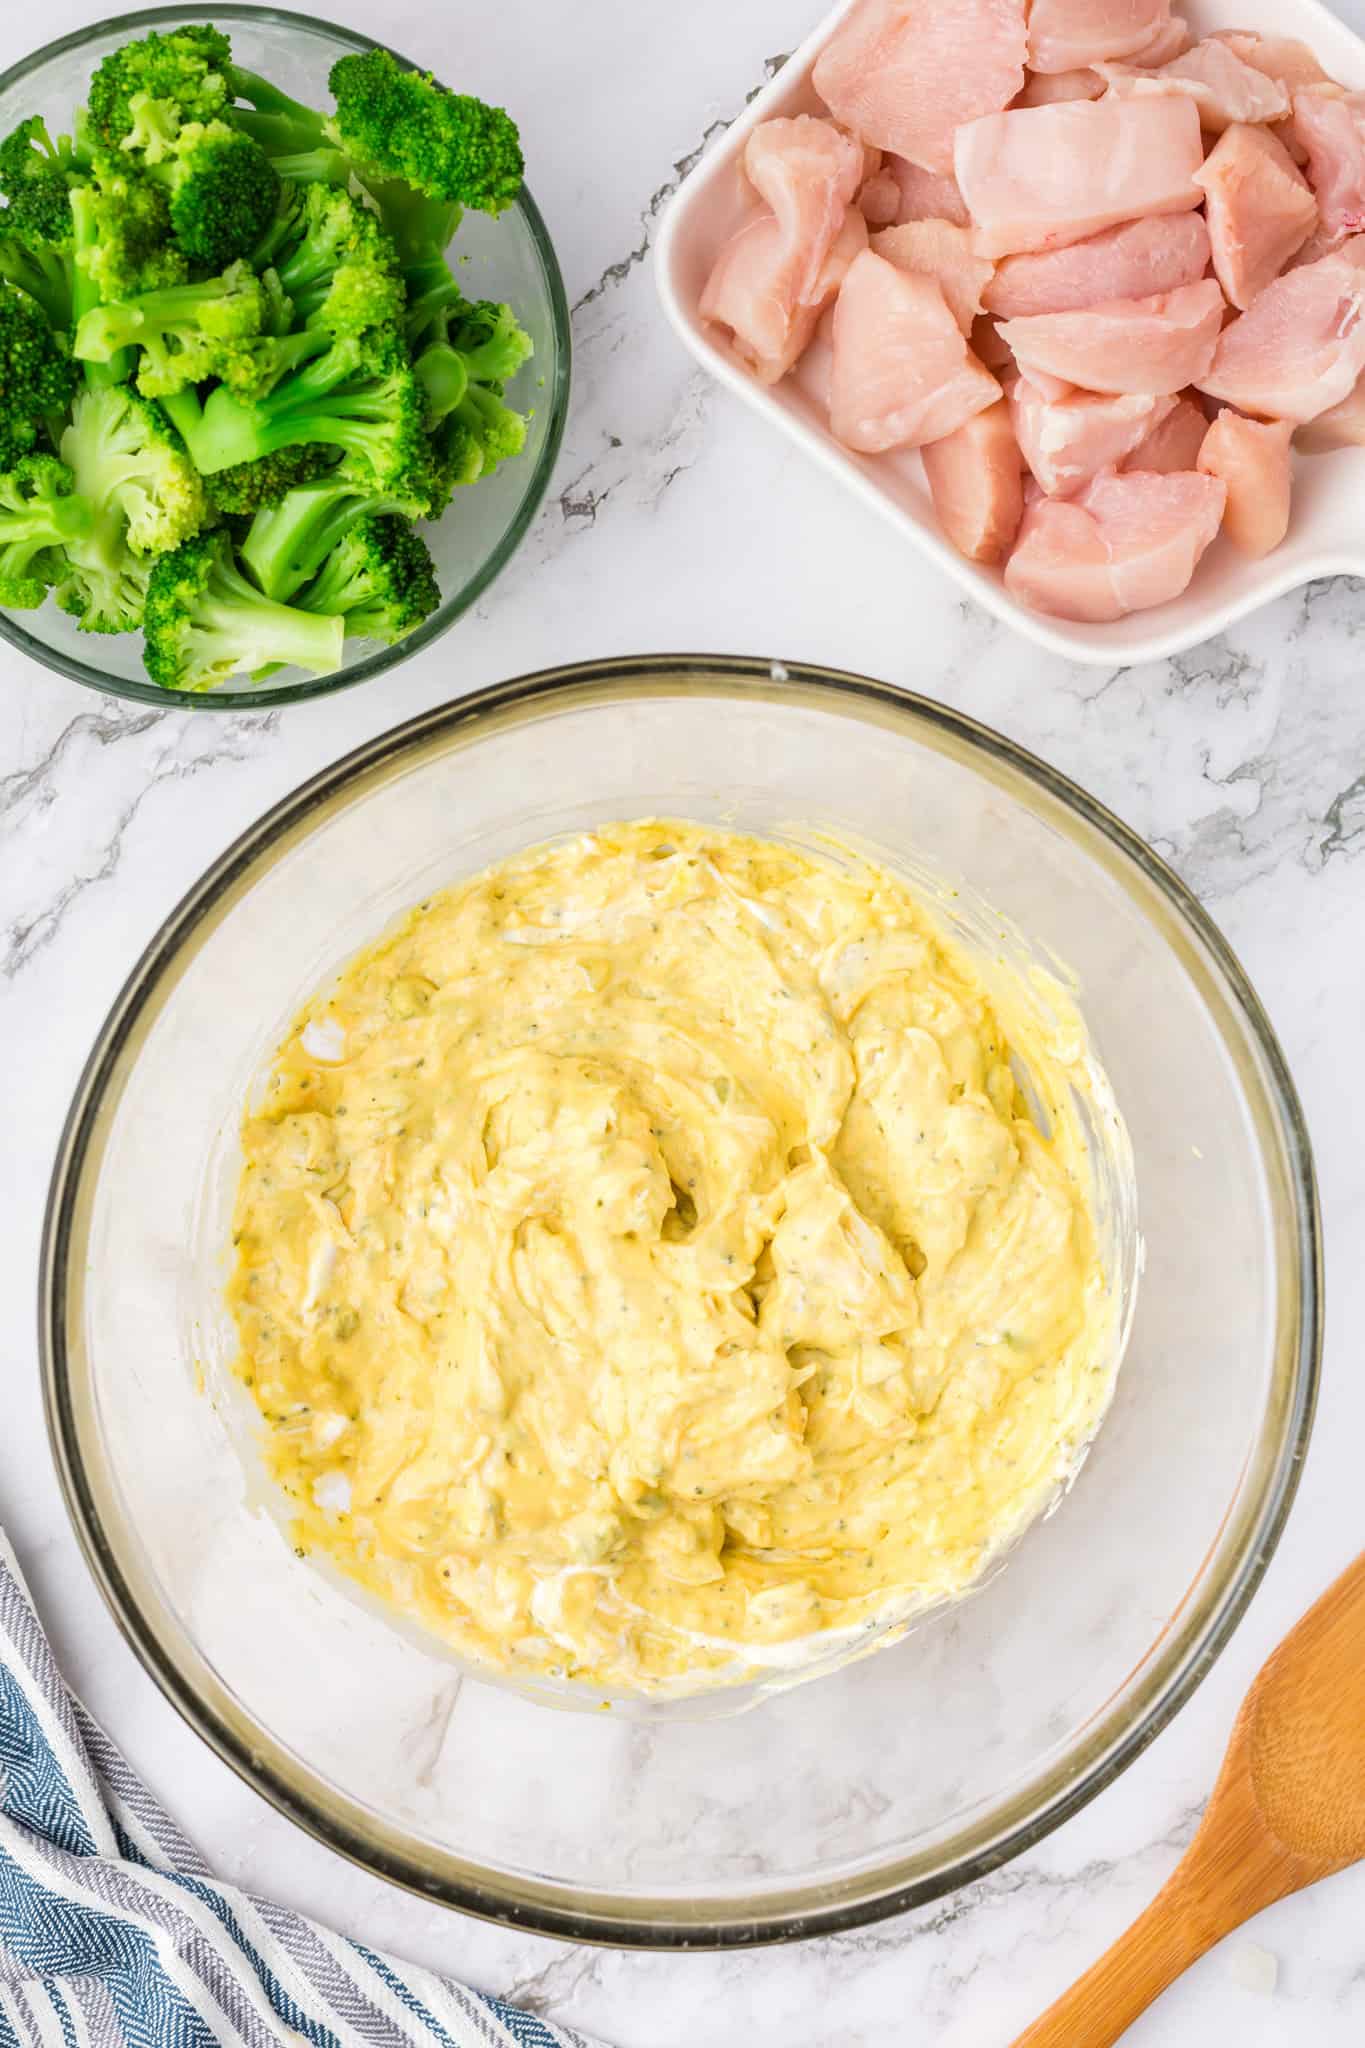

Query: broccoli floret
<box><xmin>74</xmin><ymin>258</ymin><xmax>266</xmax><ymax>396</ymax></box>
<box><xmin>297</xmin><ymin>511</ymin><xmax>438</xmax><ymax>643</ymax></box>
<box><xmin>204</xmin><ymin>443</ymin><xmax>336</xmax><ymax>517</ymax></box>
<box><xmin>0</xmin><ymin>118</ymin><xmax>89</xmax><ymax>329</ymax></box>
<box><xmin>150</xmin><ymin>119</ymin><xmax>280</xmax><ymax>269</ymax></box>
<box><xmin>71</xmin><ymin>175</ymin><xmax>187</xmax><ymax>317</ymax></box>
<box><xmin>60</xmin><ymin>381</ymin><xmax>207</xmax><ymax>558</ymax></box>
<box><xmin>160</xmin><ymin>326</ymin><xmax>427</xmax><ymax>494</ymax></box>
<box><xmin>0</xmin><ymin>281</ymin><xmax>77</xmax><ymax>466</ymax></box>
<box><xmin>0</xmin><ymin>454</ymin><xmax>92</xmax><ymax>608</ymax></box>
<box><xmin>87</xmin><ymin>26</ymin><xmax>233</xmax><ymax>163</ymax></box>
<box><xmin>273</xmin><ymin>183</ymin><xmax>402</xmax><ymax>335</ymax></box>
<box><xmin>328</xmin><ymin>49</ymin><xmax>523</xmax><ymax>239</ymax></box>
<box><xmin>142</xmin><ymin>528</ymin><xmax>342</xmax><ymax>689</ymax></box>
<box><xmin>240</xmin><ymin>465</ymin><xmax>430</xmax><ymax>598</ymax></box>
<box><xmin>413</xmin><ymin>321</ymin><xmax>530</xmax><ymax>503</ymax></box>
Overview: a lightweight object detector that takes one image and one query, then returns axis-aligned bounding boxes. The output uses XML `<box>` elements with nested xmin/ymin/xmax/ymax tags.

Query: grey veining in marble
<box><xmin>2</xmin><ymin>2</ymin><xmax>1364</xmax><ymax>2043</ymax></box>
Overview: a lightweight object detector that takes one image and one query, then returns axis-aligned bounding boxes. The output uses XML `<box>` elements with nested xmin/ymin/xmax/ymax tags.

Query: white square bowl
<box><xmin>655</xmin><ymin>0</ymin><xmax>1365</xmax><ymax>666</ymax></box>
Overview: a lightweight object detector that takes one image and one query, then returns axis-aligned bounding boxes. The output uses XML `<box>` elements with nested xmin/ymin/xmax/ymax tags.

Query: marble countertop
<box><xmin>2</xmin><ymin>1</ymin><xmax>1364</xmax><ymax>2040</ymax></box>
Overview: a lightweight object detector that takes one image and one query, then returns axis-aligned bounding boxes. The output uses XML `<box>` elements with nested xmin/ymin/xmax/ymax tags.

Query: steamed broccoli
<box><xmin>142</xmin><ymin>527</ymin><xmax>342</xmax><ymax>688</ymax></box>
<box><xmin>0</xmin><ymin>24</ymin><xmax>537</xmax><ymax>682</ymax></box>
<box><xmin>297</xmin><ymin>511</ymin><xmax>438</xmax><ymax>643</ymax></box>
<box><xmin>150</xmin><ymin>119</ymin><xmax>280</xmax><ymax>268</ymax></box>
<box><xmin>161</xmin><ymin>325</ymin><xmax>426</xmax><ymax>493</ymax></box>
<box><xmin>86</xmin><ymin>25</ymin><xmax>232</xmax><ymax>164</ymax></box>
<box><xmin>74</xmin><ymin>258</ymin><xmax>267</xmax><ymax>396</ymax></box>
<box><xmin>0</xmin><ymin>281</ymin><xmax>77</xmax><ymax>465</ymax></box>
<box><xmin>328</xmin><ymin>49</ymin><xmax>523</xmax><ymax>240</ymax></box>
<box><xmin>0</xmin><ymin>454</ymin><xmax>91</xmax><ymax>607</ymax></box>
<box><xmin>204</xmin><ymin>443</ymin><xmax>337</xmax><ymax>517</ymax></box>
<box><xmin>273</xmin><ymin>183</ymin><xmax>403</xmax><ymax>335</ymax></box>
<box><xmin>239</xmin><ymin>465</ymin><xmax>429</xmax><ymax>598</ymax></box>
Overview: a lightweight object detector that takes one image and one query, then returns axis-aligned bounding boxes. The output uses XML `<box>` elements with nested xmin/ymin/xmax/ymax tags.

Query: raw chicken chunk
<box><xmin>1129</xmin><ymin>14</ymin><xmax>1191</xmax><ymax>67</ymax></box>
<box><xmin>1197</xmin><ymin>412</ymin><xmax>1292</xmax><ymax>554</ymax></box>
<box><xmin>1210</xmin><ymin>31</ymin><xmax>1333</xmax><ymax>95</ymax></box>
<box><xmin>830</xmin><ymin>249</ymin><xmax>1001</xmax><ymax>450</ymax></box>
<box><xmin>744</xmin><ymin>118</ymin><xmax>868</xmax><ymax>304</ymax></box>
<box><xmin>954</xmin><ymin>97</ymin><xmax>1204</xmax><ymax>257</ymax></box>
<box><xmin>1015</xmin><ymin>68</ymin><xmax>1104</xmax><ymax>108</ymax></box>
<box><xmin>1297</xmin><ymin>373</ymin><xmax>1365</xmax><ymax>451</ymax></box>
<box><xmin>859</xmin><ymin>169</ymin><xmax>903</xmax><ymax>225</ymax></box>
<box><xmin>1027</xmin><ymin>0</ymin><xmax>1172</xmax><ymax>74</ymax></box>
<box><xmin>1008</xmin><ymin>379</ymin><xmax>1176</xmax><ymax>494</ymax></box>
<box><xmin>886</xmin><ymin>159</ymin><xmax>973</xmax><ymax>226</ymax></box>
<box><xmin>1194</xmin><ymin>125</ymin><xmax>1318</xmax><ymax>310</ymax></box>
<box><xmin>999</xmin><ymin>280</ymin><xmax>1223</xmax><ymax>395</ymax></box>
<box><xmin>921</xmin><ymin>400</ymin><xmax>1024</xmax><ymax>561</ymax></box>
<box><xmin>701</xmin><ymin>205</ymin><xmax>867</xmax><ymax>384</ymax></box>
<box><xmin>983</xmin><ymin>214</ymin><xmax>1209</xmax><ymax>317</ymax></box>
<box><xmin>1098</xmin><ymin>39</ymin><xmax>1289</xmax><ymax>135</ymax></box>
<box><xmin>1004</xmin><ymin>470</ymin><xmax>1225</xmax><ymax>620</ymax></box>
<box><xmin>1198</xmin><ymin>238</ymin><xmax>1365</xmax><ymax>422</ymax></box>
<box><xmin>1121</xmin><ymin>393</ymin><xmax>1208</xmax><ymax>471</ymax></box>
<box><xmin>871</xmin><ymin>220</ymin><xmax>996</xmax><ymax>331</ymax></box>
<box><xmin>1293</xmin><ymin>92</ymin><xmax>1365</xmax><ymax>248</ymax></box>
<box><xmin>813</xmin><ymin>0</ymin><xmax>1027</xmax><ymax>173</ymax></box>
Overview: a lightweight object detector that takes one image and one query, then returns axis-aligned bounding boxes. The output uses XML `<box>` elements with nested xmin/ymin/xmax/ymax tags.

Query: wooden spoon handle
<box><xmin>1011</xmin><ymin>1824</ymin><xmax>1292</xmax><ymax>2048</ymax></box>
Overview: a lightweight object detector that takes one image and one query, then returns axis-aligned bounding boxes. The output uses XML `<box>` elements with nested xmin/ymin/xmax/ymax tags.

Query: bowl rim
<box><xmin>40</xmin><ymin>655</ymin><xmax>1322</xmax><ymax>1948</ymax></box>
<box><xmin>0</xmin><ymin>3</ymin><xmax>572</xmax><ymax>711</ymax></box>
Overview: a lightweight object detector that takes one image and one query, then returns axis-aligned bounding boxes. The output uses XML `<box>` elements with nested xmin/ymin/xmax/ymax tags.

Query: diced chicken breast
<box><xmin>859</xmin><ymin>169</ymin><xmax>903</xmax><ymax>225</ymax></box>
<box><xmin>1197</xmin><ymin>412</ymin><xmax>1292</xmax><ymax>554</ymax></box>
<box><xmin>1128</xmin><ymin>13</ymin><xmax>1191</xmax><ymax>66</ymax></box>
<box><xmin>921</xmin><ymin>400</ymin><xmax>1024</xmax><ymax>561</ymax></box>
<box><xmin>1028</xmin><ymin>0</ymin><xmax>1171</xmax><ymax>74</ymax></box>
<box><xmin>1210</xmin><ymin>31</ymin><xmax>1333</xmax><ymax>96</ymax></box>
<box><xmin>983</xmin><ymin>214</ymin><xmax>1208</xmax><ymax>317</ymax></box>
<box><xmin>1293</xmin><ymin>91</ymin><xmax>1365</xmax><ymax>248</ymax></box>
<box><xmin>1194</xmin><ymin>124</ymin><xmax>1318</xmax><ymax>311</ymax></box>
<box><xmin>830</xmin><ymin>249</ymin><xmax>1001</xmax><ymax>450</ymax></box>
<box><xmin>886</xmin><ymin>159</ymin><xmax>973</xmax><ymax>226</ymax></box>
<box><xmin>999</xmin><ymin>280</ymin><xmax>1223</xmax><ymax>395</ymax></box>
<box><xmin>813</xmin><ymin>0</ymin><xmax>1027</xmax><ymax>173</ymax></box>
<box><xmin>1121</xmin><ymin>393</ymin><xmax>1208</xmax><ymax>471</ymax></box>
<box><xmin>1009</xmin><ymin>379</ymin><xmax>1175</xmax><ymax>494</ymax></box>
<box><xmin>1004</xmin><ymin>469</ymin><xmax>1225</xmax><ymax>619</ymax></box>
<box><xmin>1297</xmin><ymin>372</ymin><xmax>1365</xmax><ymax>451</ymax></box>
<box><xmin>954</xmin><ymin>97</ymin><xmax>1204</xmax><ymax>257</ymax></box>
<box><xmin>871</xmin><ymin>221</ymin><xmax>996</xmax><ymax>331</ymax></box>
<box><xmin>1198</xmin><ymin>237</ymin><xmax>1365</xmax><ymax>422</ymax></box>
<box><xmin>701</xmin><ymin>205</ymin><xmax>868</xmax><ymax>384</ymax></box>
<box><xmin>1098</xmin><ymin>39</ymin><xmax>1289</xmax><ymax>135</ymax></box>
<box><xmin>1015</xmin><ymin>68</ymin><xmax>1104</xmax><ymax>107</ymax></box>
<box><xmin>743</xmin><ymin>118</ymin><xmax>869</xmax><ymax>305</ymax></box>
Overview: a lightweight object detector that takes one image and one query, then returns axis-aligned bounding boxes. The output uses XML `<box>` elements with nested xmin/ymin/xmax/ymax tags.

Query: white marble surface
<box><xmin>2</xmin><ymin>1</ymin><xmax>1364</xmax><ymax>2040</ymax></box>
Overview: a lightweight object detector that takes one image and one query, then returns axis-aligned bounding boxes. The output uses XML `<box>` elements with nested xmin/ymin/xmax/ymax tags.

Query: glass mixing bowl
<box><xmin>0</xmin><ymin>7</ymin><xmax>570</xmax><ymax>711</ymax></box>
<box><xmin>42</xmin><ymin>659</ymin><xmax>1320</xmax><ymax>1945</ymax></box>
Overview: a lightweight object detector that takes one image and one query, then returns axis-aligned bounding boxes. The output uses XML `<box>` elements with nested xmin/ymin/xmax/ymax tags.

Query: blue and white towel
<box><xmin>0</xmin><ymin>1531</ymin><xmax>606</xmax><ymax>2048</ymax></box>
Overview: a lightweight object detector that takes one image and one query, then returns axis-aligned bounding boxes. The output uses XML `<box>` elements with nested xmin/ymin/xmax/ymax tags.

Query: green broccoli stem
<box><xmin>413</xmin><ymin>342</ymin><xmax>468</xmax><ymax>421</ymax></box>
<box><xmin>74</xmin><ymin>274</ymin><xmax>247</xmax><ymax>362</ymax></box>
<box><xmin>160</xmin><ymin>338</ymin><xmax>389</xmax><ymax>475</ymax></box>
<box><xmin>199</xmin><ymin>547</ymin><xmax>343</xmax><ymax>676</ymax></box>
<box><xmin>242</xmin><ymin>474</ymin><xmax>412</xmax><ymax>599</ymax></box>
<box><xmin>68</xmin><ymin>189</ymin><xmax>133</xmax><ymax>389</ymax></box>
<box><xmin>227</xmin><ymin>71</ymin><xmax>328</xmax><ymax>154</ymax></box>
<box><xmin>272</xmin><ymin>146</ymin><xmax>351</xmax><ymax>186</ymax></box>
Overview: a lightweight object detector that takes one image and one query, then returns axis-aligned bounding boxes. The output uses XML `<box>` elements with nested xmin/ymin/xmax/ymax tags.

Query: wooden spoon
<box><xmin>1013</xmin><ymin>1552</ymin><xmax>1365</xmax><ymax>2047</ymax></box>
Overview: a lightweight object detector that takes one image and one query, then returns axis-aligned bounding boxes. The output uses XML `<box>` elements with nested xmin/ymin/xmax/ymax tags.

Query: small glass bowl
<box><xmin>0</xmin><ymin>6</ymin><xmax>570</xmax><ymax>711</ymax></box>
<box><xmin>42</xmin><ymin>659</ymin><xmax>1320</xmax><ymax>1947</ymax></box>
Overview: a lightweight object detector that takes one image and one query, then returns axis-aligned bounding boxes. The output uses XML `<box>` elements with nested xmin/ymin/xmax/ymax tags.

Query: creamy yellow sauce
<box><xmin>227</xmin><ymin>822</ymin><xmax>1116</xmax><ymax>1693</ymax></box>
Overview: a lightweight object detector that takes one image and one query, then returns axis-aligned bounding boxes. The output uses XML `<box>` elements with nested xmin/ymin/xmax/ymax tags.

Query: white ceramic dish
<box><xmin>655</xmin><ymin>0</ymin><xmax>1365</xmax><ymax>667</ymax></box>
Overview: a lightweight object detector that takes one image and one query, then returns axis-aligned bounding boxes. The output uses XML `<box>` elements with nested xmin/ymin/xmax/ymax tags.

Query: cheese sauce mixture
<box><xmin>227</xmin><ymin>823</ymin><xmax>1118</xmax><ymax>1692</ymax></box>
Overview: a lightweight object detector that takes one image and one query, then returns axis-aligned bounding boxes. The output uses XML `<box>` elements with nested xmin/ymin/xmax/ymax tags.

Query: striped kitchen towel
<box><xmin>0</xmin><ymin>1530</ymin><xmax>605</xmax><ymax>2048</ymax></box>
